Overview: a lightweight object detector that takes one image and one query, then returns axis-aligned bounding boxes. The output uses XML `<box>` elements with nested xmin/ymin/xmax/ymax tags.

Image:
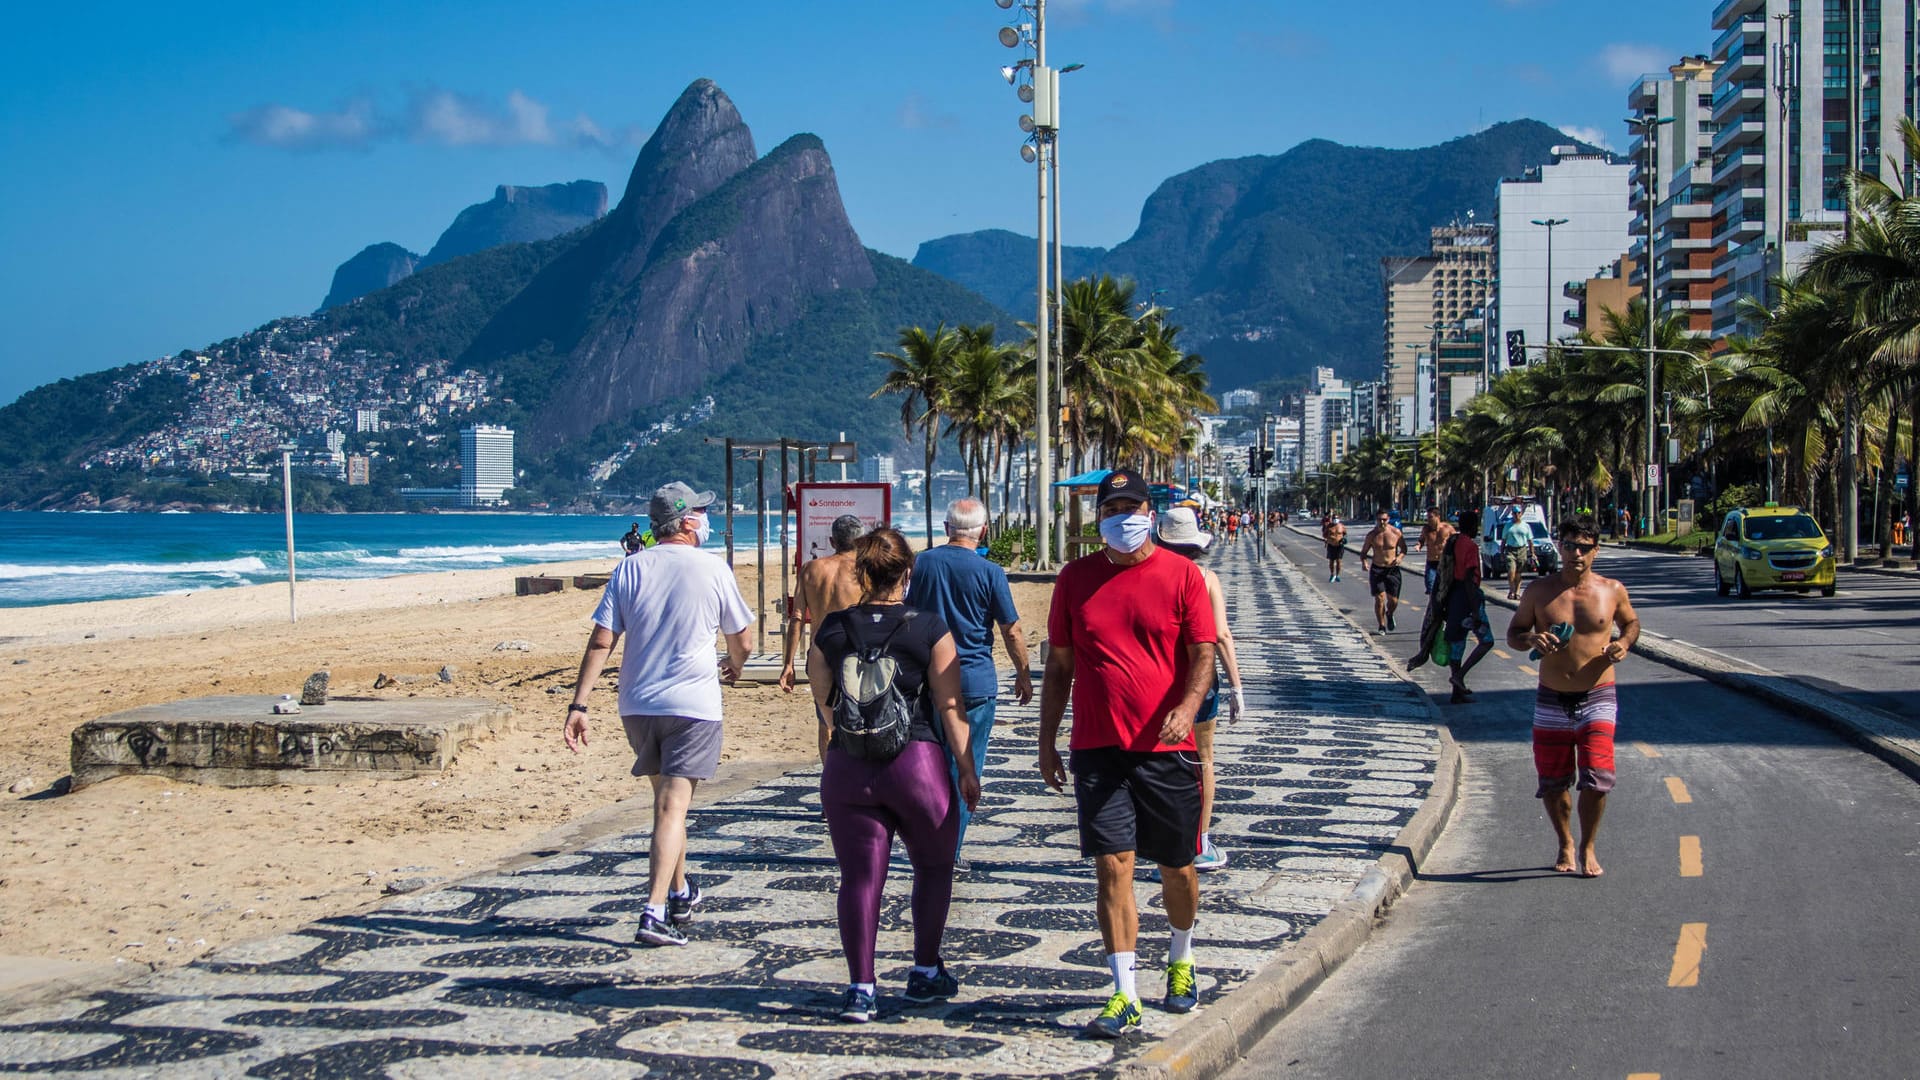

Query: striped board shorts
<box><xmin>1531</xmin><ymin>682</ymin><xmax>1617</xmax><ymax>797</ymax></box>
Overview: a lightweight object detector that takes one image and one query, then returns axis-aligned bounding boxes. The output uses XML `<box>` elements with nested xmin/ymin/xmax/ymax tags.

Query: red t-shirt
<box><xmin>1047</xmin><ymin>546</ymin><xmax>1218</xmax><ymax>752</ymax></box>
<box><xmin>1451</xmin><ymin>533</ymin><xmax>1481</xmax><ymax>584</ymax></box>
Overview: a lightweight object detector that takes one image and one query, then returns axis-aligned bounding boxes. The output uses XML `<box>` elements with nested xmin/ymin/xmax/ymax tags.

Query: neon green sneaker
<box><xmin>1165</xmin><ymin>960</ymin><xmax>1198</xmax><ymax>1013</ymax></box>
<box><xmin>1085</xmin><ymin>991</ymin><xmax>1142</xmax><ymax>1038</ymax></box>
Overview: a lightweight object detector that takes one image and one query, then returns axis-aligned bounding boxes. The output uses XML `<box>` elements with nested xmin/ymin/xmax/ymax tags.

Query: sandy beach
<box><xmin>0</xmin><ymin>552</ymin><xmax>1051</xmax><ymax>977</ymax></box>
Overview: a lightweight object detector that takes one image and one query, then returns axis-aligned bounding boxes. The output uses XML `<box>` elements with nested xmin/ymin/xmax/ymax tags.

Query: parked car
<box><xmin>1713</xmin><ymin>505</ymin><xmax>1836</xmax><ymax>598</ymax></box>
<box><xmin>1479</xmin><ymin>501</ymin><xmax>1561</xmax><ymax>578</ymax></box>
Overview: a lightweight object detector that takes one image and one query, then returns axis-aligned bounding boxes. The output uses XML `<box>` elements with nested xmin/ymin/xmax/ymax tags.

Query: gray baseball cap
<box><xmin>648</xmin><ymin>481</ymin><xmax>716</xmax><ymax>526</ymax></box>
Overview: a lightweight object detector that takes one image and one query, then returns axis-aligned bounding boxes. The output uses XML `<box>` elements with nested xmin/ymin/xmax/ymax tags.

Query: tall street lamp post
<box><xmin>1625</xmin><ymin>112</ymin><xmax>1672</xmax><ymax>542</ymax></box>
<box><xmin>1529</xmin><ymin>218</ymin><xmax>1569</xmax><ymax>351</ymax></box>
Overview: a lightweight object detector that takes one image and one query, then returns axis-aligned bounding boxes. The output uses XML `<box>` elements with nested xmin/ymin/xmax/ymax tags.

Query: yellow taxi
<box><xmin>1712</xmin><ymin>504</ymin><xmax>1836</xmax><ymax>598</ymax></box>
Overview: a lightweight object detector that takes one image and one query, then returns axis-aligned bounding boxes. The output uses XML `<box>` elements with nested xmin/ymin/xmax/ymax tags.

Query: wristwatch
<box><xmin>567</xmin><ymin>703</ymin><xmax>588</xmax><ymax>714</ymax></box>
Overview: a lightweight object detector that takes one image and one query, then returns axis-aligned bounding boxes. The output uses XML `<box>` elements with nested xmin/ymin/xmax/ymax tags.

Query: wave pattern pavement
<box><xmin>0</xmin><ymin>541</ymin><xmax>1439</xmax><ymax>1076</ymax></box>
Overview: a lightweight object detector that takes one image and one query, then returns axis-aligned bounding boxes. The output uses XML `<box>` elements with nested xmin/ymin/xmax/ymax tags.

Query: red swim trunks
<box><xmin>1531</xmin><ymin>682</ymin><xmax>1617</xmax><ymax>798</ymax></box>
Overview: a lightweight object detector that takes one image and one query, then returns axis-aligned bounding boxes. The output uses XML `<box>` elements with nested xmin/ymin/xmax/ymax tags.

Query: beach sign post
<box><xmin>279</xmin><ymin>445</ymin><xmax>297</xmax><ymax>623</ymax></box>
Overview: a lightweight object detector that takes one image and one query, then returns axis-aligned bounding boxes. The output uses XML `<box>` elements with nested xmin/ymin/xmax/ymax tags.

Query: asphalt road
<box><xmin>1223</xmin><ymin>528</ymin><xmax>1920</xmax><ymax>1079</ymax></box>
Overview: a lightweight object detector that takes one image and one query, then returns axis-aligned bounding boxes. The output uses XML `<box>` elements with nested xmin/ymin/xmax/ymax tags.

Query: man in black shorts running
<box><xmin>1040</xmin><ymin>469</ymin><xmax>1218</xmax><ymax>1038</ymax></box>
<box><xmin>1359</xmin><ymin>509</ymin><xmax>1406</xmax><ymax>634</ymax></box>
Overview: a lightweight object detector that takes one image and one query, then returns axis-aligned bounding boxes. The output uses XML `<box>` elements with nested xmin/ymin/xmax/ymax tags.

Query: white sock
<box><xmin>1107</xmin><ymin>951</ymin><xmax>1138</xmax><ymax>1000</ymax></box>
<box><xmin>643</xmin><ymin>903</ymin><xmax>667</xmax><ymax>922</ymax></box>
<box><xmin>1199</xmin><ymin>832</ymin><xmax>1211</xmax><ymax>852</ymax></box>
<box><xmin>910</xmin><ymin>963</ymin><xmax>940</xmax><ymax>979</ymax></box>
<box><xmin>1170</xmin><ymin>924</ymin><xmax>1195</xmax><ymax>965</ymax></box>
<box><xmin>853</xmin><ymin>981</ymin><xmax>876</xmax><ymax>996</ymax></box>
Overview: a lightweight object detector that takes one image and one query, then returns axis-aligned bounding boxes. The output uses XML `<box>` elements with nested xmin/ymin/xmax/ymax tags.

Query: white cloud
<box><xmin>226</xmin><ymin>99</ymin><xmax>375</xmax><ymax>149</ymax></box>
<box><xmin>897</xmin><ymin>93</ymin><xmax>959</xmax><ymax>131</ymax></box>
<box><xmin>1558</xmin><ymin>124</ymin><xmax>1615</xmax><ymax>151</ymax></box>
<box><xmin>1598</xmin><ymin>43</ymin><xmax>1670</xmax><ymax>83</ymax></box>
<box><xmin>227</xmin><ymin>89</ymin><xmax>643</xmax><ymax>153</ymax></box>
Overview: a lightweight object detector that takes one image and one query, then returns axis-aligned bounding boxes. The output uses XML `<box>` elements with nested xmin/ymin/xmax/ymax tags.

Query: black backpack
<box><xmin>826</xmin><ymin>610</ymin><xmax>922</xmax><ymax>762</ymax></box>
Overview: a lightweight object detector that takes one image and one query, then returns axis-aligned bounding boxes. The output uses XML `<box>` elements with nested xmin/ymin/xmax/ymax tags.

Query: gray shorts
<box><xmin>621</xmin><ymin>715</ymin><xmax>723</xmax><ymax>780</ymax></box>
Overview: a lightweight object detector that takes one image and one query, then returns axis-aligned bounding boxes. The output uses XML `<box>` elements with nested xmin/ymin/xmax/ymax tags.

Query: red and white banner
<box><xmin>793</xmin><ymin>483</ymin><xmax>892</xmax><ymax>567</ymax></box>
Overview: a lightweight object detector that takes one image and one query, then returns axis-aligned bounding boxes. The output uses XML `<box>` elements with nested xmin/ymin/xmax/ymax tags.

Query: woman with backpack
<box><xmin>805</xmin><ymin>526</ymin><xmax>980</xmax><ymax>1024</ymax></box>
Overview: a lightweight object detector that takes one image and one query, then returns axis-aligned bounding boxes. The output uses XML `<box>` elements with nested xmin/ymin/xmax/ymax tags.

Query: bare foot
<box><xmin>1579</xmin><ymin>853</ymin><xmax>1604</xmax><ymax>878</ymax></box>
<box><xmin>1553</xmin><ymin>849</ymin><xmax>1577</xmax><ymax>874</ymax></box>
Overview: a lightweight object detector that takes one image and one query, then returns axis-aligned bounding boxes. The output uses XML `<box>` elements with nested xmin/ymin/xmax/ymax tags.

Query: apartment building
<box><xmin>459</xmin><ymin>424</ymin><xmax>515</xmax><ymax>506</ymax></box>
<box><xmin>1707</xmin><ymin>0</ymin><xmax>1916</xmax><ymax>337</ymax></box>
<box><xmin>1381</xmin><ymin>221</ymin><xmax>1496</xmax><ymax>428</ymax></box>
<box><xmin>1495</xmin><ymin>148</ymin><xmax>1634</xmax><ymax>368</ymax></box>
<box><xmin>1627</xmin><ymin>55</ymin><xmax>1723</xmax><ymax>336</ymax></box>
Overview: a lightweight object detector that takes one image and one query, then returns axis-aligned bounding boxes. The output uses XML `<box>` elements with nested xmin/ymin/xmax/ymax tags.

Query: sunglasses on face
<box><xmin>1559</xmin><ymin>540</ymin><xmax>1599</xmax><ymax>554</ymax></box>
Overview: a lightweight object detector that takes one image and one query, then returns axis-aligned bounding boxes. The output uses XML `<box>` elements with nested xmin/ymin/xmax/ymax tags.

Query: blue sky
<box><xmin>0</xmin><ymin>1</ymin><xmax>1710</xmax><ymax>406</ymax></box>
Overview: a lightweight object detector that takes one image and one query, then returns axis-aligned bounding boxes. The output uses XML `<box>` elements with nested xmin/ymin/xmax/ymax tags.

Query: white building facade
<box><xmin>459</xmin><ymin>424</ymin><xmax>515</xmax><ymax>506</ymax></box>
<box><xmin>1494</xmin><ymin>148</ymin><xmax>1633</xmax><ymax>369</ymax></box>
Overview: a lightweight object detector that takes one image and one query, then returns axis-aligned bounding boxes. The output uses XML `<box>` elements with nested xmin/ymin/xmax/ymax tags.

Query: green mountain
<box><xmin>913</xmin><ymin>119</ymin><xmax>1596</xmax><ymax>390</ymax></box>
<box><xmin>0</xmin><ymin>80</ymin><xmax>1007</xmax><ymax>509</ymax></box>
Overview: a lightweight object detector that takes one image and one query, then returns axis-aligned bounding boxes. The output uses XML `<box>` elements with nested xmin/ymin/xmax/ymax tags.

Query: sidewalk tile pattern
<box><xmin>0</xmin><ymin>543</ymin><xmax>1437</xmax><ymax>1077</ymax></box>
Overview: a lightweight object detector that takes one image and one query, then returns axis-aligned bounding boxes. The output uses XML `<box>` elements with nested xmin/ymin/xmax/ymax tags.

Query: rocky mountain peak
<box><xmin>605</xmin><ymin>79</ymin><xmax>758</xmax><ymax>280</ymax></box>
<box><xmin>419</xmin><ymin>180</ymin><xmax>608</xmax><ymax>269</ymax></box>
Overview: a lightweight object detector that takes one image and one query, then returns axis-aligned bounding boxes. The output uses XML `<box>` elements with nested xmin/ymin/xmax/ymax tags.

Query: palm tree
<box><xmin>874</xmin><ymin>323</ymin><xmax>960</xmax><ymax>541</ymax></box>
<box><xmin>942</xmin><ymin>323</ymin><xmax>1024</xmax><ymax>523</ymax></box>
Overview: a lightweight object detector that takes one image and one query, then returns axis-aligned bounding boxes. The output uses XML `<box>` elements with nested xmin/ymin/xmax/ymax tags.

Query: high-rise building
<box><xmin>1495</xmin><ymin>147</ymin><xmax>1634</xmax><ymax>368</ymax></box>
<box><xmin>355</xmin><ymin>408</ymin><xmax>381</xmax><ymax>433</ymax></box>
<box><xmin>345</xmin><ymin>454</ymin><xmax>370</xmax><ymax>486</ymax></box>
<box><xmin>1626</xmin><ymin>55</ymin><xmax>1723</xmax><ymax>336</ymax></box>
<box><xmin>1382</xmin><ymin>222</ymin><xmax>1496</xmax><ymax>417</ymax></box>
<box><xmin>1298</xmin><ymin>367</ymin><xmax>1356</xmax><ymax>472</ymax></box>
<box><xmin>1220</xmin><ymin>388</ymin><xmax>1262</xmax><ymax>410</ymax></box>
<box><xmin>460</xmin><ymin>424</ymin><xmax>515</xmax><ymax>506</ymax></box>
<box><xmin>860</xmin><ymin>454</ymin><xmax>897</xmax><ymax>485</ymax></box>
<box><xmin>1706</xmin><ymin>0</ymin><xmax>1916</xmax><ymax>337</ymax></box>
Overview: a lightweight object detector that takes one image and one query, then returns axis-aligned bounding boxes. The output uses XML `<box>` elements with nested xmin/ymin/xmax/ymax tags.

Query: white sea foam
<box><xmin>0</xmin><ymin>557</ymin><xmax>273</xmax><ymax>580</ymax></box>
<box><xmin>393</xmin><ymin>542</ymin><xmax>618</xmax><ymax>561</ymax></box>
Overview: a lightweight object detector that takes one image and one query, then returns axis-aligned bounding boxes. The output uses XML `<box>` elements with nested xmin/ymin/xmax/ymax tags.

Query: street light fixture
<box><xmin>1529</xmin><ymin>218</ymin><xmax>1569</xmax><ymax>350</ymax></box>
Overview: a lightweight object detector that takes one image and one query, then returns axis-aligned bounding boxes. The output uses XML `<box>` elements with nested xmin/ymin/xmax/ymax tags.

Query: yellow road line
<box><xmin>1403</xmin><ymin>603</ymin><xmax>1420</xmax><ymax>611</ymax></box>
<box><xmin>1628</xmin><ymin>1074</ymin><xmax>1662</xmax><ymax>1079</ymax></box>
<box><xmin>1518</xmin><ymin>664</ymin><xmax>1537</xmax><ymax>676</ymax></box>
<box><xmin>1679</xmin><ymin>836</ymin><xmax>1703</xmax><ymax>877</ymax></box>
<box><xmin>1668</xmin><ymin>923</ymin><xmax>1708</xmax><ymax>987</ymax></box>
<box><xmin>1492</xmin><ymin>648</ymin><xmax>1512</xmax><ymax>659</ymax></box>
<box><xmin>1634</xmin><ymin>741</ymin><xmax>1662</xmax><ymax>758</ymax></box>
<box><xmin>1664</xmin><ymin>777</ymin><xmax>1692</xmax><ymax>804</ymax></box>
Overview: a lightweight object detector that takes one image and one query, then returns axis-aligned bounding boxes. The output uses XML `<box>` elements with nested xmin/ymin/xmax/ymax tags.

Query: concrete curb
<box><xmin>1114</xmin><ymin>532</ymin><xmax>1465</xmax><ymax>1079</ymax></box>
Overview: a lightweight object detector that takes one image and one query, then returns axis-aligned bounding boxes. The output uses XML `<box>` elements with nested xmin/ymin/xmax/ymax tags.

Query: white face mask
<box><xmin>1099</xmin><ymin>512</ymin><xmax>1153</xmax><ymax>554</ymax></box>
<box><xmin>687</xmin><ymin>513</ymin><xmax>712</xmax><ymax>546</ymax></box>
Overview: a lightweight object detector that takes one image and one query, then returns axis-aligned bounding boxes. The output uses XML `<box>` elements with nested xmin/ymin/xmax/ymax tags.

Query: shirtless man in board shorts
<box><xmin>1507</xmin><ymin>512</ymin><xmax>1641</xmax><ymax>878</ymax></box>
<box><xmin>1359</xmin><ymin>509</ymin><xmax>1406</xmax><ymax>634</ymax></box>
<box><xmin>1322</xmin><ymin>515</ymin><xmax>1347</xmax><ymax>582</ymax></box>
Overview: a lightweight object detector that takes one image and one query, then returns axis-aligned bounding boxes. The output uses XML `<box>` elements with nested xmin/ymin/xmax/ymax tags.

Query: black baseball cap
<box><xmin>1096</xmin><ymin>467</ymin><xmax>1151</xmax><ymax>507</ymax></box>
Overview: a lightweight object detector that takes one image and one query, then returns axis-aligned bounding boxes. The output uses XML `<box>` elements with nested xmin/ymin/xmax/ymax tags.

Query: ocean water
<box><xmin>0</xmin><ymin>511</ymin><xmax>815</xmax><ymax>608</ymax></box>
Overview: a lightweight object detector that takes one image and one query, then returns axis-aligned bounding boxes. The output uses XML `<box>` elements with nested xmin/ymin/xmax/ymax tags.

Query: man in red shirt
<box><xmin>1444</xmin><ymin>508</ymin><xmax>1496</xmax><ymax>703</ymax></box>
<box><xmin>1040</xmin><ymin>469</ymin><xmax>1218</xmax><ymax>1038</ymax></box>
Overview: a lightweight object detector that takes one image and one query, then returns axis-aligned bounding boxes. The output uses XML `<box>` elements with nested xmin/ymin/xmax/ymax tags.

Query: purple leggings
<box><xmin>821</xmin><ymin>741</ymin><xmax>959</xmax><ymax>983</ymax></box>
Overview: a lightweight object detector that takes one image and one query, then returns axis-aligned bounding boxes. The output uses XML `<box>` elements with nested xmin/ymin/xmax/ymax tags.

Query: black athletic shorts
<box><xmin>1070</xmin><ymin>746</ymin><xmax>1203</xmax><ymax>868</ymax></box>
<box><xmin>1325</xmin><ymin>542</ymin><xmax>1345</xmax><ymax>560</ymax></box>
<box><xmin>1369</xmin><ymin>565</ymin><xmax>1403</xmax><ymax>598</ymax></box>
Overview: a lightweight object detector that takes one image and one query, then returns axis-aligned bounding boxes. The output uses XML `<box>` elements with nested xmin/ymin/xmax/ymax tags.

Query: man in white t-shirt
<box><xmin>565</xmin><ymin>480</ymin><xmax>753</xmax><ymax>948</ymax></box>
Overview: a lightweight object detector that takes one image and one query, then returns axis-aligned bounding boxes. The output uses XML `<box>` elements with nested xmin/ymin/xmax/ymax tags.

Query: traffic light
<box><xmin>1260</xmin><ymin>449</ymin><xmax>1274</xmax><ymax>472</ymax></box>
<box><xmin>1247</xmin><ymin>446</ymin><xmax>1265</xmax><ymax>477</ymax></box>
<box><xmin>1506</xmin><ymin>330</ymin><xmax>1526</xmax><ymax>369</ymax></box>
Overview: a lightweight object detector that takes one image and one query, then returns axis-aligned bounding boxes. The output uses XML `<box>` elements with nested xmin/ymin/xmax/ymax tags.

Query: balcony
<box><xmin>1712</xmin><ymin>16</ymin><xmax>1767</xmax><ymax>64</ymax></box>
<box><xmin>1712</xmin><ymin>0</ymin><xmax>1764</xmax><ymax>30</ymax></box>
<box><xmin>1711</xmin><ymin>148</ymin><xmax>1766</xmax><ymax>186</ymax></box>
<box><xmin>1712</xmin><ymin>80</ymin><xmax>1766</xmax><ymax>123</ymax></box>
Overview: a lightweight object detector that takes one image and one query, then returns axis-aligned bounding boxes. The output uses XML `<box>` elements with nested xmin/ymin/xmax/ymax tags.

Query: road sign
<box><xmin>1646</xmin><ymin>464</ymin><xmax>1662</xmax><ymax>486</ymax></box>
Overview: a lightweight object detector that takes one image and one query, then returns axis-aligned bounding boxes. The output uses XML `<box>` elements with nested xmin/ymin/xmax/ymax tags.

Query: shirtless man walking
<box><xmin>778</xmin><ymin>515</ymin><xmax>868</xmax><ymax>696</ymax></box>
<box><xmin>1507</xmin><ymin>513</ymin><xmax>1641</xmax><ymax>878</ymax></box>
<box><xmin>1359</xmin><ymin>510</ymin><xmax>1406</xmax><ymax>634</ymax></box>
<box><xmin>1419</xmin><ymin>507</ymin><xmax>1453</xmax><ymax>596</ymax></box>
<box><xmin>1321</xmin><ymin>515</ymin><xmax>1348</xmax><ymax>582</ymax></box>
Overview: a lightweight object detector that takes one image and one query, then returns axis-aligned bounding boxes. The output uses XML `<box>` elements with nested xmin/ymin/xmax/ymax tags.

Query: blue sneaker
<box><xmin>904</xmin><ymin>964</ymin><xmax>959</xmax><ymax>1004</ymax></box>
<box><xmin>1086</xmin><ymin>991</ymin><xmax>1142</xmax><ymax>1038</ymax></box>
<box><xmin>667</xmin><ymin>878</ymin><xmax>703</xmax><ymax>924</ymax></box>
<box><xmin>838</xmin><ymin>986</ymin><xmax>875</xmax><ymax>1023</ymax></box>
<box><xmin>1192</xmin><ymin>841</ymin><xmax>1229</xmax><ymax>873</ymax></box>
<box><xmin>1165</xmin><ymin>960</ymin><xmax>1198</xmax><ymax>1014</ymax></box>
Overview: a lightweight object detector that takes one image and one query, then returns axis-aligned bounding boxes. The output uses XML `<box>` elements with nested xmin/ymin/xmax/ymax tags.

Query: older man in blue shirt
<box><xmin>906</xmin><ymin>498</ymin><xmax>1032</xmax><ymax>862</ymax></box>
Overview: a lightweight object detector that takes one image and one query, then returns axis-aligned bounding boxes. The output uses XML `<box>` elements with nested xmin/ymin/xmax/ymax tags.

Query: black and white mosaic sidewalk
<box><xmin>0</xmin><ymin>541</ymin><xmax>1439</xmax><ymax>1078</ymax></box>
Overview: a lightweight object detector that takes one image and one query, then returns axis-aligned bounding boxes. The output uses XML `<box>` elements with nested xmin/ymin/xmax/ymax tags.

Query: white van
<box><xmin>1478</xmin><ymin>501</ymin><xmax>1559</xmax><ymax>577</ymax></box>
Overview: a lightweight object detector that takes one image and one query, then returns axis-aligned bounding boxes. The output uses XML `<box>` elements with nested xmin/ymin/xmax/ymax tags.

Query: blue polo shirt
<box><xmin>906</xmin><ymin>542</ymin><xmax>1020</xmax><ymax>700</ymax></box>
